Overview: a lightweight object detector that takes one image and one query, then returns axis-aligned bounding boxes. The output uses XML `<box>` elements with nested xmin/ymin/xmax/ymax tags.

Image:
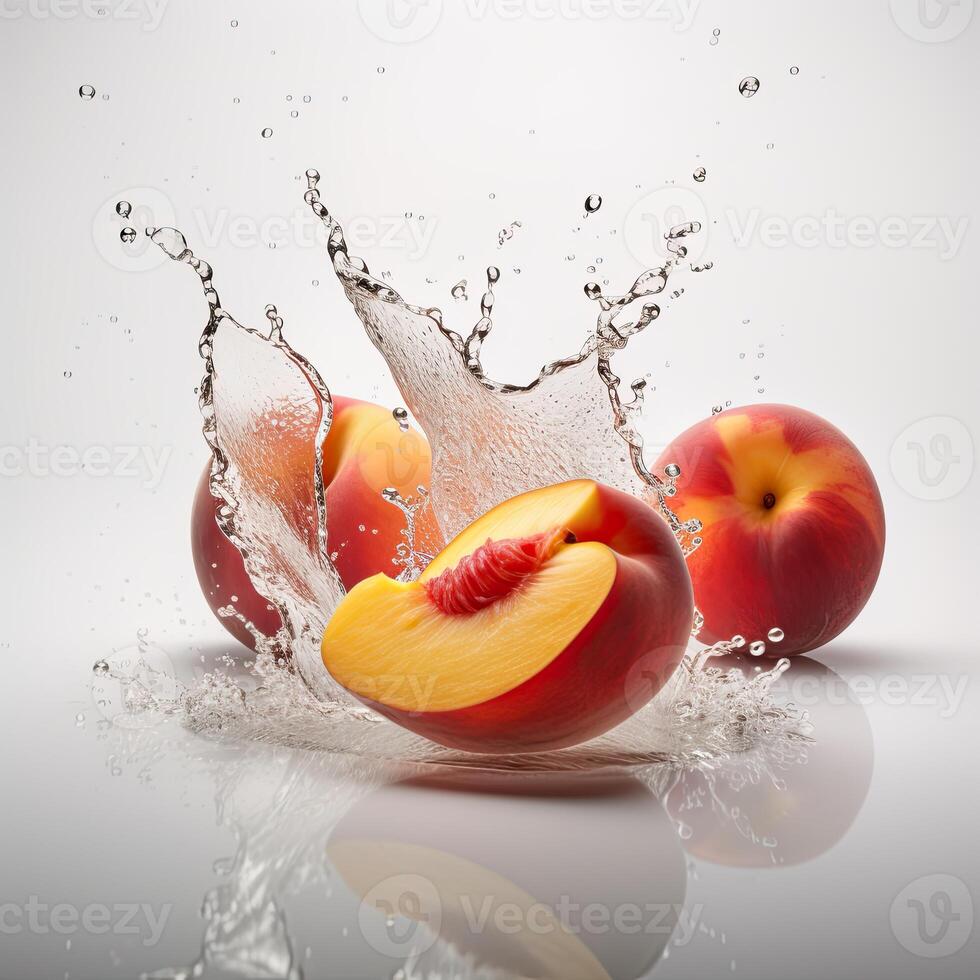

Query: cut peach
<box><xmin>321</xmin><ymin>479</ymin><xmax>694</xmax><ymax>753</ymax></box>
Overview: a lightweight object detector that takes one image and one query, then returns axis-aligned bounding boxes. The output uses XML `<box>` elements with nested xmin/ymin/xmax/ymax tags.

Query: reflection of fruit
<box><xmin>322</xmin><ymin>479</ymin><xmax>693</xmax><ymax>753</ymax></box>
<box><xmin>191</xmin><ymin>395</ymin><xmax>440</xmax><ymax>649</ymax></box>
<box><xmin>665</xmin><ymin>656</ymin><xmax>874</xmax><ymax>868</ymax></box>
<box><xmin>655</xmin><ymin>404</ymin><xmax>885</xmax><ymax>655</ymax></box>
<box><xmin>328</xmin><ymin>773</ymin><xmax>687</xmax><ymax>979</ymax></box>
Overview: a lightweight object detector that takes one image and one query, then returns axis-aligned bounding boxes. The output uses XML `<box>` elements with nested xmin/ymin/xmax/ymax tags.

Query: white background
<box><xmin>1</xmin><ymin>1</ymin><xmax>977</xmax><ymax>978</ymax></box>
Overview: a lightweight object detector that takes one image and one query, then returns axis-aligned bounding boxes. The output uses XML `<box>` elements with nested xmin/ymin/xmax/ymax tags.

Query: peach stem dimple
<box><xmin>424</xmin><ymin>527</ymin><xmax>572</xmax><ymax>615</ymax></box>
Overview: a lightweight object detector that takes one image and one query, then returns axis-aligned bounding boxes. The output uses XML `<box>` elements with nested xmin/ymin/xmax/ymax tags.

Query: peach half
<box><xmin>321</xmin><ymin>479</ymin><xmax>694</xmax><ymax>753</ymax></box>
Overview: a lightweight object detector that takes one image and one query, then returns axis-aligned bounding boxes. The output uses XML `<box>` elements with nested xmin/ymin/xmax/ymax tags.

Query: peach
<box><xmin>654</xmin><ymin>404</ymin><xmax>885</xmax><ymax>656</ymax></box>
<box><xmin>328</xmin><ymin>772</ymin><xmax>686</xmax><ymax>976</ymax></box>
<box><xmin>192</xmin><ymin>395</ymin><xmax>441</xmax><ymax>649</ymax></box>
<box><xmin>664</xmin><ymin>657</ymin><xmax>874</xmax><ymax>868</ymax></box>
<box><xmin>321</xmin><ymin>479</ymin><xmax>694</xmax><ymax>753</ymax></box>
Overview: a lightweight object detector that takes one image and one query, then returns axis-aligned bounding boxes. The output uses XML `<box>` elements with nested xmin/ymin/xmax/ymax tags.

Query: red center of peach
<box><xmin>424</xmin><ymin>527</ymin><xmax>571</xmax><ymax>615</ymax></box>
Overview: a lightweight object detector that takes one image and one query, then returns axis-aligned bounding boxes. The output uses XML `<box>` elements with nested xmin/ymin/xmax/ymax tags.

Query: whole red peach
<box><xmin>654</xmin><ymin>404</ymin><xmax>885</xmax><ymax>656</ymax></box>
<box><xmin>191</xmin><ymin>395</ymin><xmax>440</xmax><ymax>649</ymax></box>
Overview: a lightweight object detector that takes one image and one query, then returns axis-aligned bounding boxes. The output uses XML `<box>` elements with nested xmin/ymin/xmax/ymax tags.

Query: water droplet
<box><xmin>115</xmin><ymin>201</ymin><xmax>131</xmax><ymax>218</ymax></box>
<box><xmin>790</xmin><ymin>66</ymin><xmax>799</xmax><ymax>76</ymax></box>
<box><xmin>713</xmin><ymin>27</ymin><xmax>720</xmax><ymax>35</ymax></box>
<box><xmin>377</xmin><ymin>66</ymin><xmax>385</xmax><ymax>74</ymax></box>
<box><xmin>230</xmin><ymin>18</ymin><xmax>238</xmax><ymax>27</ymax></box>
<box><xmin>75</xmin><ymin>713</ymin><xmax>85</xmax><ymax>726</ymax></box>
<box><xmin>290</xmin><ymin>110</ymin><xmax>298</xmax><ymax>118</ymax></box>
<box><xmin>731</xmin><ymin>634</ymin><xmax>746</xmax><ymax>649</ymax></box>
<box><xmin>664</xmin><ymin>463</ymin><xmax>681</xmax><ymax>479</ymax></box>
<box><xmin>693</xmin><ymin>166</ymin><xmax>706</xmax><ymax>182</ymax></box>
<box><xmin>93</xmin><ymin>659</ymin><xmax>110</xmax><ymax>676</ymax></box>
<box><xmin>303</xmin><ymin>95</ymin><xmax>311</xmax><ymax>103</ymax></box>
<box><xmin>584</xmin><ymin>194</ymin><xmax>602</xmax><ymax>214</ymax></box>
<box><xmin>63</xmin><ymin>370</ymin><xmax>72</xmax><ymax>378</ymax></box>
<box><xmin>393</xmin><ymin>407</ymin><xmax>409</xmax><ymax>431</ymax></box>
<box><xmin>739</xmin><ymin>76</ymin><xmax>761</xmax><ymax>98</ymax></box>
<box><xmin>584</xmin><ymin>282</ymin><xmax>602</xmax><ymax>300</ymax></box>
<box><xmin>767</xmin><ymin>627</ymin><xmax>785</xmax><ymax>643</ymax></box>
<box><xmin>78</xmin><ymin>84</ymin><xmax>95</xmax><ymax>101</ymax></box>
<box><xmin>120</xmin><ymin>227</ymin><xmax>137</xmax><ymax>244</ymax></box>
<box><xmin>749</xmin><ymin>640</ymin><xmax>766</xmax><ymax>656</ymax></box>
<box><xmin>451</xmin><ymin>280</ymin><xmax>467</xmax><ymax>301</ymax></box>
<box><xmin>260</xmin><ymin>127</ymin><xmax>273</xmax><ymax>138</ymax></box>
<box><xmin>711</xmin><ymin>404</ymin><xmax>722</xmax><ymax>415</ymax></box>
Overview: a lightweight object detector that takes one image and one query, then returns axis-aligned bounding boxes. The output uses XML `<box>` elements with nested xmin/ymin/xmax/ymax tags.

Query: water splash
<box><xmin>134</xmin><ymin>177</ymin><xmax>807</xmax><ymax>769</ymax></box>
<box><xmin>147</xmin><ymin>225</ymin><xmax>346</xmax><ymax>700</ymax></box>
<box><xmin>302</xmin><ymin>168</ymin><xmax>699</xmax><ymax>555</ymax></box>
<box><xmin>382</xmin><ymin>485</ymin><xmax>436</xmax><ymax>582</ymax></box>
